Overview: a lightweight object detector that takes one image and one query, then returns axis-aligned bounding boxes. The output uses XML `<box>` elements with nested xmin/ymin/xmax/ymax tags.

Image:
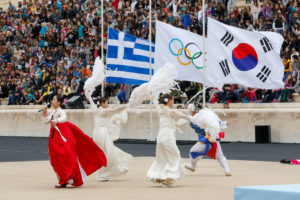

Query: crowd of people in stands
<box><xmin>0</xmin><ymin>0</ymin><xmax>300</xmax><ymax>105</ymax></box>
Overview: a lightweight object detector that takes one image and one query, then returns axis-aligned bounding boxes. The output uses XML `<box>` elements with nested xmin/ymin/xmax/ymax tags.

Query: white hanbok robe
<box><xmin>93</xmin><ymin>106</ymin><xmax>133</xmax><ymax>180</ymax></box>
<box><xmin>146</xmin><ymin>106</ymin><xmax>191</xmax><ymax>184</ymax></box>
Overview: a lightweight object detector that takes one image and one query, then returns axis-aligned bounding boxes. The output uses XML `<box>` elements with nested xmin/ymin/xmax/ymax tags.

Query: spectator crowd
<box><xmin>0</xmin><ymin>0</ymin><xmax>300</xmax><ymax>106</ymax></box>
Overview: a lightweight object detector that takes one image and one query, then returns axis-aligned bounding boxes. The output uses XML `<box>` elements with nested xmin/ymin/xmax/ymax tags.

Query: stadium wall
<box><xmin>0</xmin><ymin>105</ymin><xmax>300</xmax><ymax>143</ymax></box>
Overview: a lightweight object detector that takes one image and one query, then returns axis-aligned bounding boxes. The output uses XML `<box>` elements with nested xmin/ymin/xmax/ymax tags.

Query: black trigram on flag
<box><xmin>220</xmin><ymin>31</ymin><xmax>234</xmax><ymax>46</ymax></box>
<box><xmin>260</xmin><ymin>37</ymin><xmax>273</xmax><ymax>53</ymax></box>
<box><xmin>219</xmin><ymin>59</ymin><xmax>230</xmax><ymax>77</ymax></box>
<box><xmin>256</xmin><ymin>66</ymin><xmax>271</xmax><ymax>82</ymax></box>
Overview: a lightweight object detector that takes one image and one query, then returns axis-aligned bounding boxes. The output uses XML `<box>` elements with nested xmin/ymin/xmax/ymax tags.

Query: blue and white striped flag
<box><xmin>106</xmin><ymin>28</ymin><xmax>155</xmax><ymax>85</ymax></box>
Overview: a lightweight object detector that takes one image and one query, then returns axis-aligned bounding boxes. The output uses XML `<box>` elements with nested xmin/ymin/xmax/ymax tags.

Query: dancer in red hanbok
<box><xmin>42</xmin><ymin>95</ymin><xmax>107</xmax><ymax>188</ymax></box>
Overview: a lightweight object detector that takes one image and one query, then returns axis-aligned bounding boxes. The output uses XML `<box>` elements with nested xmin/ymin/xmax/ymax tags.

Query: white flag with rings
<box><xmin>154</xmin><ymin>21</ymin><xmax>219</xmax><ymax>87</ymax></box>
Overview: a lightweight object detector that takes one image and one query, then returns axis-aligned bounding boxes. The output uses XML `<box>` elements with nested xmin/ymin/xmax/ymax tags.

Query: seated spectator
<box><xmin>273</xmin><ymin>11</ymin><xmax>285</xmax><ymax>34</ymax></box>
<box><xmin>290</xmin><ymin>75</ymin><xmax>300</xmax><ymax>95</ymax></box>
<box><xmin>221</xmin><ymin>84</ymin><xmax>236</xmax><ymax>103</ymax></box>
<box><xmin>261</xmin><ymin>2</ymin><xmax>273</xmax><ymax>20</ymax></box>
<box><xmin>34</xmin><ymin>91</ymin><xmax>41</xmax><ymax>105</ymax></box>
<box><xmin>262</xmin><ymin>89</ymin><xmax>274</xmax><ymax>103</ymax></box>
<box><xmin>82</xmin><ymin>65</ymin><xmax>91</xmax><ymax>77</ymax></box>
<box><xmin>281</xmin><ymin>74</ymin><xmax>294</xmax><ymax>102</ymax></box>
<box><xmin>228</xmin><ymin>12</ymin><xmax>239</xmax><ymax>27</ymax></box>
<box><xmin>8</xmin><ymin>90</ymin><xmax>16</xmax><ymax>105</ymax></box>
<box><xmin>210</xmin><ymin>93</ymin><xmax>219</xmax><ymax>103</ymax></box>
<box><xmin>283</xmin><ymin>57</ymin><xmax>293</xmax><ymax>80</ymax></box>
<box><xmin>63</xmin><ymin>82</ymin><xmax>72</xmax><ymax>98</ymax></box>
<box><xmin>291</xmin><ymin>55</ymin><xmax>300</xmax><ymax>76</ymax></box>
<box><xmin>290</xmin><ymin>48</ymin><xmax>299</xmax><ymax>61</ymax></box>
<box><xmin>15</xmin><ymin>81</ymin><xmax>23</xmax><ymax>104</ymax></box>
<box><xmin>251</xmin><ymin>0</ymin><xmax>261</xmax><ymax>25</ymax></box>
<box><xmin>234</xmin><ymin>84</ymin><xmax>245</xmax><ymax>102</ymax></box>
<box><xmin>171</xmin><ymin>89</ymin><xmax>182</xmax><ymax>104</ymax></box>
<box><xmin>0</xmin><ymin>81</ymin><xmax>9</xmax><ymax>98</ymax></box>
<box><xmin>241</xmin><ymin>88</ymin><xmax>257</xmax><ymax>103</ymax></box>
<box><xmin>36</xmin><ymin>82</ymin><xmax>50</xmax><ymax>104</ymax></box>
<box><xmin>73</xmin><ymin>67</ymin><xmax>81</xmax><ymax>78</ymax></box>
<box><xmin>20</xmin><ymin>89</ymin><xmax>29</xmax><ymax>105</ymax></box>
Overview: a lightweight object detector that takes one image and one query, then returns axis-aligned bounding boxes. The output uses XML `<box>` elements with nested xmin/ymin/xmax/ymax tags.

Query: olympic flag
<box><xmin>206</xmin><ymin>18</ymin><xmax>284</xmax><ymax>89</ymax></box>
<box><xmin>155</xmin><ymin>21</ymin><xmax>217</xmax><ymax>87</ymax></box>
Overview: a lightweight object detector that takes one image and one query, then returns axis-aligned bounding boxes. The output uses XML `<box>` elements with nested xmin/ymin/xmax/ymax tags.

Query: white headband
<box><xmin>164</xmin><ymin>98</ymin><xmax>169</xmax><ymax>103</ymax></box>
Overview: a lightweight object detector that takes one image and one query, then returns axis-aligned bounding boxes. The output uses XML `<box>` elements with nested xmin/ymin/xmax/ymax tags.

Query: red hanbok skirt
<box><xmin>48</xmin><ymin>121</ymin><xmax>107</xmax><ymax>187</ymax></box>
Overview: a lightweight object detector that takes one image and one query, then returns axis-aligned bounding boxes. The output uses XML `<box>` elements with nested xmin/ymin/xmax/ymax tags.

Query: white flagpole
<box><xmin>202</xmin><ymin>0</ymin><xmax>206</xmax><ymax>107</ymax></box>
<box><xmin>148</xmin><ymin>0</ymin><xmax>155</xmax><ymax>141</ymax></box>
<box><xmin>101</xmin><ymin>0</ymin><xmax>105</xmax><ymax>98</ymax></box>
<box><xmin>186</xmin><ymin>87</ymin><xmax>208</xmax><ymax>105</ymax></box>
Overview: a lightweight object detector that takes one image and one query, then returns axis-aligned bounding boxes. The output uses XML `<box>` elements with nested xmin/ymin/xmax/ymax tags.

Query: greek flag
<box><xmin>106</xmin><ymin>28</ymin><xmax>155</xmax><ymax>85</ymax></box>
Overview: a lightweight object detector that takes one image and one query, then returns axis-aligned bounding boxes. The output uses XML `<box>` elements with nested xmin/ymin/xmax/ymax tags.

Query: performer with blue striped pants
<box><xmin>184</xmin><ymin>104</ymin><xmax>231</xmax><ymax>176</ymax></box>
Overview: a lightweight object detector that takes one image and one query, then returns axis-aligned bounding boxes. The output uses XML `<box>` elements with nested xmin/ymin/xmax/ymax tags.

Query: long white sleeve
<box><xmin>170</xmin><ymin>109</ymin><xmax>192</xmax><ymax>121</ymax></box>
<box><xmin>41</xmin><ymin>112</ymin><xmax>52</xmax><ymax>124</ymax></box>
<box><xmin>96</xmin><ymin>105</ymin><xmax>127</xmax><ymax>118</ymax></box>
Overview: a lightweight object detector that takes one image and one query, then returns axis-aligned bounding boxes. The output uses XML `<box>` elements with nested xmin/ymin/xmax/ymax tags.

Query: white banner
<box><xmin>154</xmin><ymin>21</ymin><xmax>217</xmax><ymax>87</ymax></box>
<box><xmin>206</xmin><ymin>18</ymin><xmax>284</xmax><ymax>89</ymax></box>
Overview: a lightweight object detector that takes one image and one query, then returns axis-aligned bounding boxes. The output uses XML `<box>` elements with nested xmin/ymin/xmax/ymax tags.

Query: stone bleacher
<box><xmin>0</xmin><ymin>98</ymin><xmax>8</xmax><ymax>105</ymax></box>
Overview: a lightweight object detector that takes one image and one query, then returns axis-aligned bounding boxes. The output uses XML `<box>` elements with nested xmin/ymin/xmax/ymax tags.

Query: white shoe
<box><xmin>161</xmin><ymin>183</ymin><xmax>175</xmax><ymax>188</ymax></box>
<box><xmin>225</xmin><ymin>172</ymin><xmax>231</xmax><ymax>176</ymax></box>
<box><xmin>96</xmin><ymin>177</ymin><xmax>109</xmax><ymax>182</ymax></box>
<box><xmin>184</xmin><ymin>164</ymin><xmax>195</xmax><ymax>172</ymax></box>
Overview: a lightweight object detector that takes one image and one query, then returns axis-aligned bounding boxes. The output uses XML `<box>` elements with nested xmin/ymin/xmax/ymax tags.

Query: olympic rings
<box><xmin>192</xmin><ymin>52</ymin><xmax>204</xmax><ymax>69</ymax></box>
<box><xmin>168</xmin><ymin>38</ymin><xmax>205</xmax><ymax>70</ymax></box>
<box><xmin>184</xmin><ymin>42</ymin><xmax>201</xmax><ymax>59</ymax></box>
<box><xmin>169</xmin><ymin>38</ymin><xmax>184</xmax><ymax>56</ymax></box>
<box><xmin>177</xmin><ymin>48</ymin><xmax>191</xmax><ymax>65</ymax></box>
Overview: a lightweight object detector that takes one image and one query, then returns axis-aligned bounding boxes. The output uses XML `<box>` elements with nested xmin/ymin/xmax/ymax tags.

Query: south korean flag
<box><xmin>206</xmin><ymin>18</ymin><xmax>284</xmax><ymax>89</ymax></box>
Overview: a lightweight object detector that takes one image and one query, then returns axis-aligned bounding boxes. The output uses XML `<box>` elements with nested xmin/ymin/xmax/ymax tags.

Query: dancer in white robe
<box><xmin>127</xmin><ymin>62</ymin><xmax>187</xmax><ymax>187</ymax></box>
<box><xmin>93</xmin><ymin>97</ymin><xmax>133</xmax><ymax>181</ymax></box>
<box><xmin>84</xmin><ymin>57</ymin><xmax>132</xmax><ymax>181</ymax></box>
<box><xmin>146</xmin><ymin>94</ymin><xmax>192</xmax><ymax>187</ymax></box>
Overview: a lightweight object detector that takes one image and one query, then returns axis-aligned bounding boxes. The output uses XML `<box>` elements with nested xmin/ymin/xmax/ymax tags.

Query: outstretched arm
<box><xmin>101</xmin><ymin>105</ymin><xmax>127</xmax><ymax>117</ymax></box>
<box><xmin>41</xmin><ymin>109</ymin><xmax>52</xmax><ymax>124</ymax></box>
<box><xmin>170</xmin><ymin>109</ymin><xmax>192</xmax><ymax>121</ymax></box>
